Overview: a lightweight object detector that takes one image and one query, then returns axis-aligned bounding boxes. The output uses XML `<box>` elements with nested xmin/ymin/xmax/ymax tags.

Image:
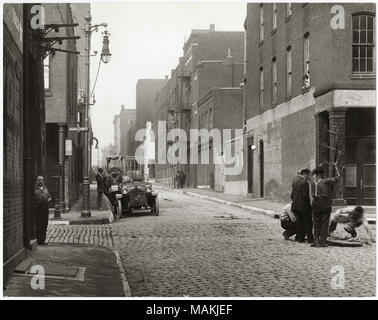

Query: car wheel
<box><xmin>151</xmin><ymin>198</ymin><xmax>159</xmax><ymax>216</ymax></box>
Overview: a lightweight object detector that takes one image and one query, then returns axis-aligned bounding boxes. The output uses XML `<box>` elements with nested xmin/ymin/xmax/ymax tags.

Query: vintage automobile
<box><xmin>120</xmin><ymin>181</ymin><xmax>159</xmax><ymax>216</ymax></box>
<box><xmin>105</xmin><ymin>155</ymin><xmax>159</xmax><ymax>217</ymax></box>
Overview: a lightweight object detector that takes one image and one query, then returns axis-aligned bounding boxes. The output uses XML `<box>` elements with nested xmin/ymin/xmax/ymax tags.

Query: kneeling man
<box><xmin>329</xmin><ymin>206</ymin><xmax>374</xmax><ymax>244</ymax></box>
<box><xmin>280</xmin><ymin>203</ymin><xmax>297</xmax><ymax>240</ymax></box>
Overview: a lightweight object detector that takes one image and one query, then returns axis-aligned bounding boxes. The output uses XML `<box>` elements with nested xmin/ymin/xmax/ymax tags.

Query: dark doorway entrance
<box><xmin>247</xmin><ymin>137</ymin><xmax>254</xmax><ymax>194</ymax></box>
<box><xmin>345</xmin><ymin>138</ymin><xmax>376</xmax><ymax>205</ymax></box>
<box><xmin>259</xmin><ymin>139</ymin><xmax>264</xmax><ymax>198</ymax></box>
<box><xmin>344</xmin><ymin>108</ymin><xmax>376</xmax><ymax>205</ymax></box>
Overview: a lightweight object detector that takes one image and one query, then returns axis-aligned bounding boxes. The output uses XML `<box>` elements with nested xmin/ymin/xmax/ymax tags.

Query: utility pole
<box><xmin>80</xmin><ymin>10</ymin><xmax>110</xmax><ymax>217</ymax></box>
<box><xmin>81</xmin><ymin>11</ymin><xmax>92</xmax><ymax>217</ymax></box>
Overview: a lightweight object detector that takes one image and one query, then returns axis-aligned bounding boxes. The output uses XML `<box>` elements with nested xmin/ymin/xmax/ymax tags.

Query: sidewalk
<box><xmin>49</xmin><ymin>185</ymin><xmax>114</xmax><ymax>225</ymax></box>
<box><xmin>3</xmin><ymin>244</ymin><xmax>129</xmax><ymax>297</ymax></box>
<box><xmin>155</xmin><ymin>183</ymin><xmax>376</xmax><ymax>223</ymax></box>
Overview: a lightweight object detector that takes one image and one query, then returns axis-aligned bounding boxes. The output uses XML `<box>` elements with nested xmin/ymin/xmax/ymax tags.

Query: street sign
<box><xmin>65</xmin><ymin>139</ymin><xmax>72</xmax><ymax>156</ymax></box>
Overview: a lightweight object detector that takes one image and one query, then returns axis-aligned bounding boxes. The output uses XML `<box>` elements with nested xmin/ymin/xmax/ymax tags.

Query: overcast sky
<box><xmin>89</xmin><ymin>2</ymin><xmax>246</xmax><ymax>164</ymax></box>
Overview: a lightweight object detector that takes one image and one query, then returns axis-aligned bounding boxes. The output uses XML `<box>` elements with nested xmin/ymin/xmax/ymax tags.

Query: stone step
<box><xmin>14</xmin><ymin>257</ymin><xmax>33</xmax><ymax>274</ymax></box>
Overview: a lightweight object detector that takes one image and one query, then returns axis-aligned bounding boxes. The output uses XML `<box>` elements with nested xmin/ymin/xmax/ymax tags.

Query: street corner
<box><xmin>3</xmin><ymin>244</ymin><xmax>126</xmax><ymax>297</ymax></box>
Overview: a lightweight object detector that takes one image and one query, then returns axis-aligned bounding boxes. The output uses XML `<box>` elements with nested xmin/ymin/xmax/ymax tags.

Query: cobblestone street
<box><xmin>47</xmin><ymin>188</ymin><xmax>376</xmax><ymax>297</ymax></box>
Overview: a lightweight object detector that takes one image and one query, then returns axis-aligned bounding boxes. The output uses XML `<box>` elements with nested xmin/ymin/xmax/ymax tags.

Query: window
<box><xmin>272</xmin><ymin>3</ymin><xmax>277</xmax><ymax>30</ymax></box>
<box><xmin>303</xmin><ymin>33</ymin><xmax>310</xmax><ymax>88</ymax></box>
<box><xmin>259</xmin><ymin>67</ymin><xmax>264</xmax><ymax>110</ymax></box>
<box><xmin>286</xmin><ymin>3</ymin><xmax>292</xmax><ymax>17</ymax></box>
<box><xmin>286</xmin><ymin>46</ymin><xmax>292</xmax><ymax>98</ymax></box>
<box><xmin>44</xmin><ymin>55</ymin><xmax>50</xmax><ymax>89</ymax></box>
<box><xmin>259</xmin><ymin>4</ymin><xmax>264</xmax><ymax>43</ymax></box>
<box><xmin>272</xmin><ymin>58</ymin><xmax>277</xmax><ymax>105</ymax></box>
<box><xmin>352</xmin><ymin>14</ymin><xmax>375</xmax><ymax>73</ymax></box>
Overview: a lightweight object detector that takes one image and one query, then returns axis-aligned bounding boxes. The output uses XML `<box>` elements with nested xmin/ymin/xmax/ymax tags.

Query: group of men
<box><xmin>280</xmin><ymin>165</ymin><xmax>374</xmax><ymax>247</ymax></box>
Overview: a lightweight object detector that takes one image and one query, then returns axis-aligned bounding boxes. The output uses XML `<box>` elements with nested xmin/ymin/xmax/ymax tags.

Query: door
<box><xmin>259</xmin><ymin>140</ymin><xmax>264</xmax><ymax>198</ymax></box>
<box><xmin>344</xmin><ymin>138</ymin><xmax>376</xmax><ymax>205</ymax></box>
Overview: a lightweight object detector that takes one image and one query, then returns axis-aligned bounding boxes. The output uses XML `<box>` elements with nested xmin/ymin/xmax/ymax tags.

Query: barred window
<box><xmin>352</xmin><ymin>14</ymin><xmax>375</xmax><ymax>73</ymax></box>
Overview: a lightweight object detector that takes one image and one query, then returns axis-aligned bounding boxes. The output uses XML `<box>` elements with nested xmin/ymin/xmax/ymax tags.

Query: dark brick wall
<box><xmin>3</xmin><ymin>23</ymin><xmax>24</xmax><ymax>263</ymax></box>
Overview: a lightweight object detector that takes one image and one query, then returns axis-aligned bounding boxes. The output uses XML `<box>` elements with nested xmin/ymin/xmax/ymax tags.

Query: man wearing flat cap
<box><xmin>310</xmin><ymin>164</ymin><xmax>340</xmax><ymax>247</ymax></box>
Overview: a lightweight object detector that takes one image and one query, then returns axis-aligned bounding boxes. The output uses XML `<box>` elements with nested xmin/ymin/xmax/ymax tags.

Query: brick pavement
<box><xmin>47</xmin><ymin>225</ymin><xmax>114</xmax><ymax>247</ymax></box>
<box><xmin>45</xmin><ymin>188</ymin><xmax>376</xmax><ymax>297</ymax></box>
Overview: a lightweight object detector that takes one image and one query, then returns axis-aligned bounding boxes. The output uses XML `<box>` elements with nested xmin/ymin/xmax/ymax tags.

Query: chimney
<box><xmin>121</xmin><ymin>104</ymin><xmax>125</xmax><ymax>111</ymax></box>
<box><xmin>209</xmin><ymin>24</ymin><xmax>215</xmax><ymax>32</ymax></box>
<box><xmin>165</xmin><ymin>75</ymin><xmax>168</xmax><ymax>80</ymax></box>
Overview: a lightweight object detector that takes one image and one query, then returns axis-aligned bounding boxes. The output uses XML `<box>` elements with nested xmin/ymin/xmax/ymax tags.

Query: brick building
<box><xmin>136</xmin><ymin>79</ymin><xmax>168</xmax><ymax>178</ymax></box>
<box><xmin>3</xmin><ymin>4</ymin><xmax>46</xmax><ymax>281</ymax></box>
<box><xmin>235</xmin><ymin>3</ymin><xmax>376</xmax><ymax>205</ymax></box>
<box><xmin>119</xmin><ymin>105</ymin><xmax>136</xmax><ymax>157</ymax></box>
<box><xmin>154</xmin><ymin>25</ymin><xmax>244</xmax><ymax>188</ymax></box>
<box><xmin>136</xmin><ymin>79</ymin><xmax>169</xmax><ymax>133</ymax></box>
<box><xmin>43</xmin><ymin>3</ymin><xmax>82</xmax><ymax>212</ymax></box>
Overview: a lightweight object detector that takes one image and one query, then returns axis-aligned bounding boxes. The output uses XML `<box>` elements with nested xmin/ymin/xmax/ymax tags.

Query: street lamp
<box><xmin>81</xmin><ymin>10</ymin><xmax>110</xmax><ymax>217</ymax></box>
<box><xmin>101</xmin><ymin>30</ymin><xmax>111</xmax><ymax>64</ymax></box>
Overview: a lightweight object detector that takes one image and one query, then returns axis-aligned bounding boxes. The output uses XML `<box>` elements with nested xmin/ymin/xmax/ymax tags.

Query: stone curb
<box><xmin>49</xmin><ymin>198</ymin><xmax>114</xmax><ymax>225</ymax></box>
<box><xmin>155</xmin><ymin>185</ymin><xmax>279</xmax><ymax>219</ymax></box>
<box><xmin>114</xmin><ymin>250</ymin><xmax>132</xmax><ymax>297</ymax></box>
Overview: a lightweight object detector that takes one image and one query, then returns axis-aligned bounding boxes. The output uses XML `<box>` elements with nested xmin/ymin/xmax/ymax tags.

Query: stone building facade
<box><xmin>235</xmin><ymin>3</ymin><xmax>376</xmax><ymax>205</ymax></box>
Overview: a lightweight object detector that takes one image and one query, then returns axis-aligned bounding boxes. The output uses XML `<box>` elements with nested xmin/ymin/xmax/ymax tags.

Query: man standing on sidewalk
<box><xmin>291</xmin><ymin>169</ymin><xmax>314</xmax><ymax>243</ymax></box>
<box><xmin>311</xmin><ymin>165</ymin><xmax>340</xmax><ymax>247</ymax></box>
<box><xmin>34</xmin><ymin>176</ymin><xmax>52</xmax><ymax>245</ymax></box>
<box><xmin>96</xmin><ymin>168</ymin><xmax>106</xmax><ymax>210</ymax></box>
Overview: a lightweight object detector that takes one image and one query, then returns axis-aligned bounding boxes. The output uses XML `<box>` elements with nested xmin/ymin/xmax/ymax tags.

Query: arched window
<box><xmin>259</xmin><ymin>4</ymin><xmax>264</xmax><ymax>43</ymax></box>
<box><xmin>303</xmin><ymin>32</ymin><xmax>310</xmax><ymax>88</ymax></box>
<box><xmin>272</xmin><ymin>57</ymin><xmax>277</xmax><ymax>105</ymax></box>
<box><xmin>352</xmin><ymin>13</ymin><xmax>375</xmax><ymax>73</ymax></box>
<box><xmin>272</xmin><ymin>3</ymin><xmax>277</xmax><ymax>31</ymax></box>
<box><xmin>286</xmin><ymin>46</ymin><xmax>292</xmax><ymax>98</ymax></box>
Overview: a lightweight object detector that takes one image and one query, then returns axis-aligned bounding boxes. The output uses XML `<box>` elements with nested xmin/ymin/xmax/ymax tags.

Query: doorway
<box><xmin>247</xmin><ymin>137</ymin><xmax>254</xmax><ymax>194</ymax></box>
<box><xmin>259</xmin><ymin>139</ymin><xmax>264</xmax><ymax>198</ymax></box>
<box><xmin>345</xmin><ymin>137</ymin><xmax>376</xmax><ymax>205</ymax></box>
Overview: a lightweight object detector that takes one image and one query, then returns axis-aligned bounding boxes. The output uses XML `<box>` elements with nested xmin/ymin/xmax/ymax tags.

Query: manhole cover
<box><xmin>327</xmin><ymin>239</ymin><xmax>363</xmax><ymax>247</ymax></box>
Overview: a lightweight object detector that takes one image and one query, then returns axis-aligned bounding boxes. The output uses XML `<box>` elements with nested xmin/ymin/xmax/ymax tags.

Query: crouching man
<box><xmin>280</xmin><ymin>203</ymin><xmax>297</xmax><ymax>240</ymax></box>
<box><xmin>329</xmin><ymin>206</ymin><xmax>374</xmax><ymax>244</ymax></box>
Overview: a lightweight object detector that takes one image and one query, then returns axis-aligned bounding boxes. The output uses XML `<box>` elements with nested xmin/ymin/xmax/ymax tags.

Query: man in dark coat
<box><xmin>34</xmin><ymin>176</ymin><xmax>52</xmax><ymax>245</ymax></box>
<box><xmin>291</xmin><ymin>168</ymin><xmax>314</xmax><ymax>243</ymax></box>
<box><xmin>96</xmin><ymin>168</ymin><xmax>106</xmax><ymax>210</ymax></box>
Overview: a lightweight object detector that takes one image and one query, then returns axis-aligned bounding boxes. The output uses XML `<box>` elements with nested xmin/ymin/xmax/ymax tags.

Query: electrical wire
<box><xmin>90</xmin><ymin>57</ymin><xmax>102</xmax><ymax>98</ymax></box>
